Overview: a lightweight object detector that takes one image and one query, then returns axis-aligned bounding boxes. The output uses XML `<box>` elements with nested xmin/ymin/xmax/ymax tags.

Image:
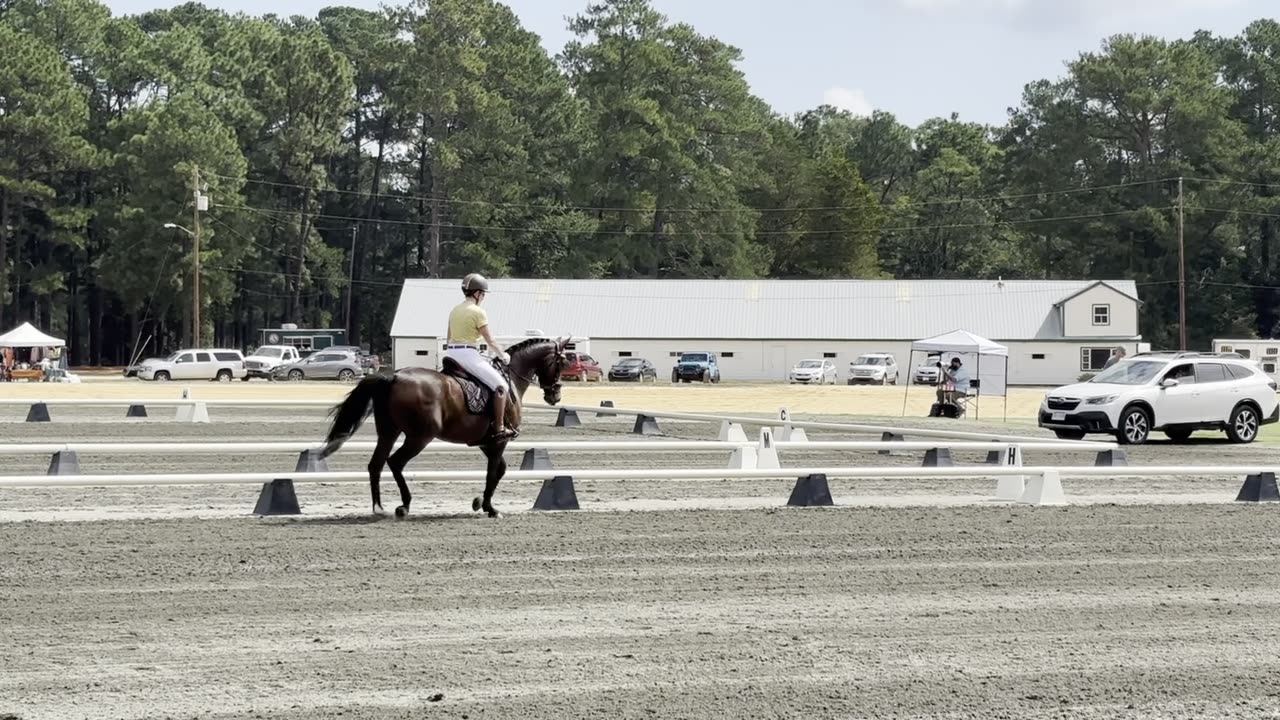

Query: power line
<box><xmin>209</xmin><ymin>170</ymin><xmax>1171</xmax><ymax>214</ymax></box>
<box><xmin>214</xmin><ymin>201</ymin><xmax>1160</xmax><ymax>238</ymax></box>
<box><xmin>1184</xmin><ymin>177</ymin><xmax>1280</xmax><ymax>192</ymax></box>
<box><xmin>1187</xmin><ymin>205</ymin><xmax>1280</xmax><ymax>220</ymax></box>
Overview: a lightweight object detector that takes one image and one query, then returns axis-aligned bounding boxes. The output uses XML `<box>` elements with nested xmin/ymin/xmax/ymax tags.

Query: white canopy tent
<box><xmin>0</xmin><ymin>322</ymin><xmax>65</xmax><ymax>348</ymax></box>
<box><xmin>901</xmin><ymin>329</ymin><xmax>1009</xmax><ymax>420</ymax></box>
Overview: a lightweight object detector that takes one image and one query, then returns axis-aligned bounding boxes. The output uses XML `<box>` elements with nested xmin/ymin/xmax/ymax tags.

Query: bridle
<box><xmin>504</xmin><ymin>347</ymin><xmax>565</xmax><ymax>394</ymax></box>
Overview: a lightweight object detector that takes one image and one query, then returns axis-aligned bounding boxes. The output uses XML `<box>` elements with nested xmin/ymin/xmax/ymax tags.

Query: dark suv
<box><xmin>672</xmin><ymin>352</ymin><xmax>721</xmax><ymax>383</ymax></box>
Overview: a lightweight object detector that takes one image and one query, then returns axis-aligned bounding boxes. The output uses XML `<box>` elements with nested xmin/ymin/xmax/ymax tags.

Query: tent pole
<box><xmin>975</xmin><ymin>354</ymin><xmax>981</xmax><ymax>420</ymax></box>
<box><xmin>1003</xmin><ymin>361</ymin><xmax>1009</xmax><ymax>422</ymax></box>
<box><xmin>900</xmin><ymin>350</ymin><xmax>913</xmax><ymax>417</ymax></box>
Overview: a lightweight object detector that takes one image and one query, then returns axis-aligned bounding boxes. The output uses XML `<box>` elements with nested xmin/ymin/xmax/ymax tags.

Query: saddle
<box><xmin>441</xmin><ymin>356</ymin><xmax>512</xmax><ymax>416</ymax></box>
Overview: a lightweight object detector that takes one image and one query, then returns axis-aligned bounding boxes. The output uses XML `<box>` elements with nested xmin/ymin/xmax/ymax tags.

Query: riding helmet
<box><xmin>462</xmin><ymin>273</ymin><xmax>489</xmax><ymax>293</ymax></box>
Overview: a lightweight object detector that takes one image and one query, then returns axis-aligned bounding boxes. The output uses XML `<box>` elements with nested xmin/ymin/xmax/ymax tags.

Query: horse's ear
<box><xmin>557</xmin><ymin>335</ymin><xmax>570</xmax><ymax>351</ymax></box>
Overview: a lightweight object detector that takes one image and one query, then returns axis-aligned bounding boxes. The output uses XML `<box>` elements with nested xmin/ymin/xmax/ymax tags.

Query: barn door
<box><xmin>768</xmin><ymin>344</ymin><xmax>786</xmax><ymax>380</ymax></box>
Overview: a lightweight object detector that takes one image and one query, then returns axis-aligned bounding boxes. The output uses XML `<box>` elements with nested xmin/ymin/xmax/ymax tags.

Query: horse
<box><xmin>319</xmin><ymin>337</ymin><xmax>570</xmax><ymax>518</ymax></box>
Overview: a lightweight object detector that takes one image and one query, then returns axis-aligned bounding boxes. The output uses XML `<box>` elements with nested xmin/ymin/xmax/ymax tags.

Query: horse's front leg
<box><xmin>473</xmin><ymin>445</ymin><xmax>507</xmax><ymax>518</ymax></box>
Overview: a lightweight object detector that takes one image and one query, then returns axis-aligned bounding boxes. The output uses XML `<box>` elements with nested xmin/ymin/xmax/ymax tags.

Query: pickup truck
<box><xmin>244</xmin><ymin>345</ymin><xmax>302</xmax><ymax>380</ymax></box>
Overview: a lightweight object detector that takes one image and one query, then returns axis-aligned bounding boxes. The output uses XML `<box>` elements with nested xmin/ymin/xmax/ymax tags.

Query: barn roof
<box><xmin>389</xmin><ymin>278</ymin><xmax>1142</xmax><ymax>341</ymax></box>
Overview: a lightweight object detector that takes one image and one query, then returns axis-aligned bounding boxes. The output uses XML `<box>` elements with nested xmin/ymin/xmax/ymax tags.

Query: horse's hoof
<box><xmin>487</xmin><ymin>509</ymin><xmax>502</xmax><ymax>519</ymax></box>
<box><xmin>373</xmin><ymin>504</ymin><xmax>386</xmax><ymax>516</ymax></box>
<box><xmin>472</xmin><ymin>497</ymin><xmax>482</xmax><ymax>512</ymax></box>
<box><xmin>395</xmin><ymin>506</ymin><xmax>409</xmax><ymax>519</ymax></box>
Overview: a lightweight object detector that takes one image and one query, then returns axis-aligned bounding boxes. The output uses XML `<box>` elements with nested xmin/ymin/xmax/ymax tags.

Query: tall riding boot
<box><xmin>490</xmin><ymin>389</ymin><xmax>515</xmax><ymax>440</ymax></box>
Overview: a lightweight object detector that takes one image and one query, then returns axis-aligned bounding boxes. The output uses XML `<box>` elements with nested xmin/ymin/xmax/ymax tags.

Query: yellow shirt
<box><xmin>447</xmin><ymin>301</ymin><xmax>489</xmax><ymax>344</ymax></box>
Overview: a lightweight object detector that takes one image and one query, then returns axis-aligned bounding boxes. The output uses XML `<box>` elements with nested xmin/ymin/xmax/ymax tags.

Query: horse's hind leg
<box><xmin>387</xmin><ymin>434</ymin><xmax>430</xmax><ymax>519</ymax></box>
<box><xmin>368</xmin><ymin>431</ymin><xmax>398</xmax><ymax>516</ymax></box>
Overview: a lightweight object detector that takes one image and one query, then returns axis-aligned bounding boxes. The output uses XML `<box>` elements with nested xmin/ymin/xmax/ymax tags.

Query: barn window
<box><xmin>415</xmin><ymin>350</ymin><xmax>430</xmax><ymax>356</ymax></box>
<box><xmin>1267</xmin><ymin>347</ymin><xmax>1278</xmax><ymax>356</ymax></box>
<box><xmin>617</xmin><ymin>351</ymin><xmax>632</xmax><ymax>357</ymax></box>
<box><xmin>823</xmin><ymin>352</ymin><xmax>837</xmax><ymax>358</ymax></box>
<box><xmin>1031</xmin><ymin>353</ymin><xmax>1046</xmax><ymax>360</ymax></box>
<box><xmin>721</xmin><ymin>352</ymin><xmax>734</xmax><ymax>358</ymax></box>
<box><xmin>1080</xmin><ymin>347</ymin><xmax>1112</xmax><ymax>371</ymax></box>
<box><xmin>1266</xmin><ymin>363</ymin><xmax>1277</xmax><ymax>374</ymax></box>
<box><xmin>1092</xmin><ymin>304</ymin><xmax>1110</xmax><ymax>326</ymax></box>
<box><xmin>670</xmin><ymin>352</ymin><xmax>679</xmax><ymax>357</ymax></box>
<box><xmin>1238</xmin><ymin>348</ymin><xmax>1252</xmax><ymax>358</ymax></box>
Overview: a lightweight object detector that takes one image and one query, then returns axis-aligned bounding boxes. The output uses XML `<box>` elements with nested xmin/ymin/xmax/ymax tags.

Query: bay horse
<box><xmin>319</xmin><ymin>337</ymin><xmax>570</xmax><ymax>518</ymax></box>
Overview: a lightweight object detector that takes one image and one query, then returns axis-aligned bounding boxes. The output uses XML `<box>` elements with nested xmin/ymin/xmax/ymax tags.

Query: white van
<box><xmin>135</xmin><ymin>349</ymin><xmax>246</xmax><ymax>382</ymax></box>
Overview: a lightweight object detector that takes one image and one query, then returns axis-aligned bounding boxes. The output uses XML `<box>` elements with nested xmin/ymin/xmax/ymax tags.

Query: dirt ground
<box><xmin>4</xmin><ymin>505</ymin><xmax>1280</xmax><ymax>720</ymax></box>
<box><xmin>4</xmin><ymin>386</ymin><xmax>1280</xmax><ymax>718</ymax></box>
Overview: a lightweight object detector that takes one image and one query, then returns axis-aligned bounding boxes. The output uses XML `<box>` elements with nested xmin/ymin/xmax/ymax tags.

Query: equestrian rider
<box><xmin>445</xmin><ymin>273</ymin><xmax>516</xmax><ymax>441</ymax></box>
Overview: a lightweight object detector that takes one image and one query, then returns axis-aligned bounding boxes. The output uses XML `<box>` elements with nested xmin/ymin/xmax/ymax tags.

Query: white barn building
<box><xmin>389</xmin><ymin>279</ymin><xmax>1144</xmax><ymax>386</ymax></box>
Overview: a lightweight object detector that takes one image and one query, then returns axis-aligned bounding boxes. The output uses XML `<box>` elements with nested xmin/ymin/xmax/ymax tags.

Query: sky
<box><xmin>101</xmin><ymin>0</ymin><xmax>1273</xmax><ymax>127</ymax></box>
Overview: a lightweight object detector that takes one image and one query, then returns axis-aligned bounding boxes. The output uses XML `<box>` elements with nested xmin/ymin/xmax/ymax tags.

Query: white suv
<box><xmin>1039</xmin><ymin>352</ymin><xmax>1279</xmax><ymax>445</ymax></box>
<box><xmin>848</xmin><ymin>353</ymin><xmax>899</xmax><ymax>385</ymax></box>
<box><xmin>136</xmin><ymin>349</ymin><xmax>247</xmax><ymax>382</ymax></box>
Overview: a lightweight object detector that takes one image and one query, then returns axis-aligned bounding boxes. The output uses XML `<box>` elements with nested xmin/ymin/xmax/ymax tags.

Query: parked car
<box><xmin>560</xmin><ymin>352</ymin><xmax>604</xmax><ymax>382</ymax></box>
<box><xmin>913</xmin><ymin>354</ymin><xmax>943</xmax><ymax>384</ymax></box>
<box><xmin>272</xmin><ymin>350</ymin><xmax>364</xmax><ymax>382</ymax></box>
<box><xmin>243</xmin><ymin>345</ymin><xmax>302</xmax><ymax>380</ymax></box>
<box><xmin>1038</xmin><ymin>351</ymin><xmax>1280</xmax><ymax>445</ymax></box>
<box><xmin>789</xmin><ymin>359</ymin><xmax>838</xmax><ymax>385</ymax></box>
<box><xmin>848</xmin><ymin>353</ymin><xmax>899</xmax><ymax>385</ymax></box>
<box><xmin>328</xmin><ymin>345</ymin><xmax>381</xmax><ymax>371</ymax></box>
<box><xmin>609</xmin><ymin>357</ymin><xmax>658</xmax><ymax>382</ymax></box>
<box><xmin>672</xmin><ymin>352</ymin><xmax>721</xmax><ymax>383</ymax></box>
<box><xmin>135</xmin><ymin>349</ymin><xmax>246</xmax><ymax>382</ymax></box>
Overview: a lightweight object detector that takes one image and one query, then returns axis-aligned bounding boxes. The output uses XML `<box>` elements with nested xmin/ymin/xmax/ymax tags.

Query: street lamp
<box><xmin>164</xmin><ymin>222</ymin><xmax>201</xmax><ymax>347</ymax></box>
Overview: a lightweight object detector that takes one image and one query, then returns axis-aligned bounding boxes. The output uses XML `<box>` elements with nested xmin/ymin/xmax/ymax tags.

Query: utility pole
<box><xmin>345</xmin><ymin>226</ymin><xmax>357</xmax><ymax>334</ymax></box>
<box><xmin>1177</xmin><ymin>176</ymin><xmax>1187</xmax><ymax>351</ymax></box>
<box><xmin>192</xmin><ymin>165</ymin><xmax>204</xmax><ymax>348</ymax></box>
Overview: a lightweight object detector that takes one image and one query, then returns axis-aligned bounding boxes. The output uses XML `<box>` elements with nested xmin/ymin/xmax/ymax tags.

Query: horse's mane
<box><xmin>507</xmin><ymin>337</ymin><xmax>557</xmax><ymax>356</ymax></box>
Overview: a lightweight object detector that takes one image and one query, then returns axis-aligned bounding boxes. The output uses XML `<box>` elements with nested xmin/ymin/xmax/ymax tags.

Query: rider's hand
<box><xmin>499</xmin><ymin>351</ymin><xmax>511</xmax><ymax>365</ymax></box>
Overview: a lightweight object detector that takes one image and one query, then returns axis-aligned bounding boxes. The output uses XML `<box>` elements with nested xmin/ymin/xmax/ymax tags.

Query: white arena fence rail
<box><xmin>0</xmin><ymin>464</ymin><xmax>1276</xmax><ymax>512</ymax></box>
<box><xmin>2</xmin><ymin>393</ymin><xmax>1109</xmax><ymax>461</ymax></box>
<box><xmin>551</xmin><ymin>403</ymin><xmax>1092</xmax><ymax>446</ymax></box>
<box><xmin>0</xmin><ymin>431</ymin><xmax>1122</xmax><ymax>477</ymax></box>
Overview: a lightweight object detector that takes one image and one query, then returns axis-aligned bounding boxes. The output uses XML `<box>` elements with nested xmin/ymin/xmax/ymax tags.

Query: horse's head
<box><xmin>509</xmin><ymin>336</ymin><xmax>571</xmax><ymax>405</ymax></box>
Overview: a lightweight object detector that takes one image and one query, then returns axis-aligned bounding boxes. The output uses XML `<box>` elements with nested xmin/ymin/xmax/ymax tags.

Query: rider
<box><xmin>444</xmin><ymin>273</ymin><xmax>516</xmax><ymax>441</ymax></box>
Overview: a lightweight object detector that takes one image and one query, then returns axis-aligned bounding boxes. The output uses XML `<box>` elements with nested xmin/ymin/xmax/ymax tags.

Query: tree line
<box><xmin>4</xmin><ymin>0</ymin><xmax>1280</xmax><ymax>364</ymax></box>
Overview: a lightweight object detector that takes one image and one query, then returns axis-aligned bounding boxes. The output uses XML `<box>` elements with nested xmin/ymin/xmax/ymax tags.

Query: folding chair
<box><xmin>954</xmin><ymin>378</ymin><xmax>980</xmax><ymax>418</ymax></box>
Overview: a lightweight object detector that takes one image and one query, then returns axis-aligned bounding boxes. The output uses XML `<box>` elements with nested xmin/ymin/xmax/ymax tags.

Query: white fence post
<box><xmin>994</xmin><ymin>444</ymin><xmax>1025</xmax><ymax>501</ymax></box>
<box><xmin>718</xmin><ymin>420</ymin><xmax>748</xmax><ymax>443</ymax></box>
<box><xmin>1018</xmin><ymin>469</ymin><xmax>1065</xmax><ymax>506</ymax></box>
<box><xmin>756</xmin><ymin>427</ymin><xmax>780</xmax><ymax>469</ymax></box>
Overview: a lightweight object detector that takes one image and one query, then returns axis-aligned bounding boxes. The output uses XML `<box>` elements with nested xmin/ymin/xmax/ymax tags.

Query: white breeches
<box><xmin>445</xmin><ymin>347</ymin><xmax>507</xmax><ymax>392</ymax></box>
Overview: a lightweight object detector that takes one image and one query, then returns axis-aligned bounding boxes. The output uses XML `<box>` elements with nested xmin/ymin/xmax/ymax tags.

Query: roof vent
<box><xmin>896</xmin><ymin>284</ymin><xmax>911</xmax><ymax>303</ymax></box>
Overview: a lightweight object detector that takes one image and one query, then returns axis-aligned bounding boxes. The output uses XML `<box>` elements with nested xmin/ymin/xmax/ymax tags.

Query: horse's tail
<box><xmin>320</xmin><ymin>373</ymin><xmax>394</xmax><ymax>458</ymax></box>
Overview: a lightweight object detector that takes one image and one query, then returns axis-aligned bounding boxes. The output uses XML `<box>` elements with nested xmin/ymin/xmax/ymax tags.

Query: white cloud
<box><xmin>822</xmin><ymin>86</ymin><xmax>873</xmax><ymax>117</ymax></box>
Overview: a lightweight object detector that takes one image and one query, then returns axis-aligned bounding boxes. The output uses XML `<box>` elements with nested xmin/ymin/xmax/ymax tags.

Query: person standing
<box><xmin>1102</xmin><ymin>347</ymin><xmax>1127</xmax><ymax>369</ymax></box>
